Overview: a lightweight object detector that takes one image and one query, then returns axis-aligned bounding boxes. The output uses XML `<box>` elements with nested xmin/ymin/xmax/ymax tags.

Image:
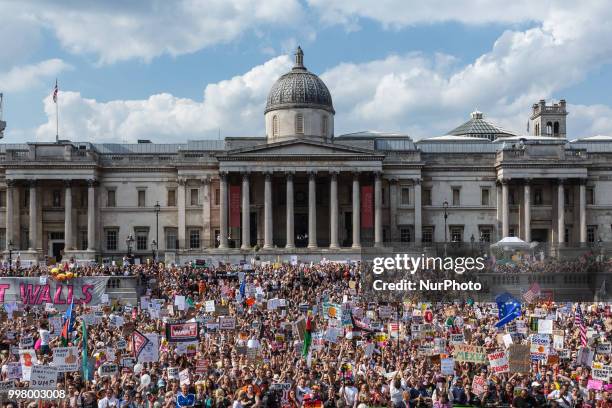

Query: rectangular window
<box><xmin>136</xmin><ymin>228</ymin><xmax>148</xmax><ymax>251</ymax></box>
<box><xmin>52</xmin><ymin>190</ymin><xmax>62</xmax><ymax>208</ymax></box>
<box><xmin>400</xmin><ymin>187</ymin><xmax>410</xmax><ymax>205</ymax></box>
<box><xmin>167</xmin><ymin>189</ymin><xmax>176</xmax><ymax>207</ymax></box>
<box><xmin>452</xmin><ymin>188</ymin><xmax>460</xmax><ymax>206</ymax></box>
<box><xmin>0</xmin><ymin>229</ymin><xmax>5</xmax><ymax>251</ymax></box>
<box><xmin>423</xmin><ymin>189</ymin><xmax>432</xmax><ymax>206</ymax></box>
<box><xmin>399</xmin><ymin>227</ymin><xmax>412</xmax><ymax>243</ymax></box>
<box><xmin>450</xmin><ymin>226</ymin><xmax>463</xmax><ymax>242</ymax></box>
<box><xmin>481</xmin><ymin>188</ymin><xmax>490</xmax><ymax>206</ymax></box>
<box><xmin>107</xmin><ymin>189</ymin><xmax>116</xmax><ymax>207</ymax></box>
<box><xmin>79</xmin><ymin>230</ymin><xmax>88</xmax><ymax>251</ymax></box>
<box><xmin>564</xmin><ymin>227</ymin><xmax>570</xmax><ymax>244</ymax></box>
<box><xmin>479</xmin><ymin>227</ymin><xmax>492</xmax><ymax>243</ymax></box>
<box><xmin>422</xmin><ymin>227</ymin><xmax>434</xmax><ymax>243</ymax></box>
<box><xmin>166</xmin><ymin>228</ymin><xmax>178</xmax><ymax>250</ymax></box>
<box><xmin>190</xmin><ymin>188</ymin><xmax>199</xmax><ymax>206</ymax></box>
<box><xmin>587</xmin><ymin>225</ymin><xmax>596</xmax><ymax>243</ymax></box>
<box><xmin>534</xmin><ymin>189</ymin><xmax>543</xmax><ymax>205</ymax></box>
<box><xmin>0</xmin><ymin>190</ymin><xmax>6</xmax><ymax>208</ymax></box>
<box><xmin>586</xmin><ymin>187</ymin><xmax>594</xmax><ymax>205</ymax></box>
<box><xmin>189</xmin><ymin>229</ymin><xmax>201</xmax><ymax>249</ymax></box>
<box><xmin>138</xmin><ymin>190</ymin><xmax>146</xmax><ymax>207</ymax></box>
<box><xmin>295</xmin><ymin>113</ymin><xmax>304</xmax><ymax>134</ymax></box>
<box><xmin>215</xmin><ymin>188</ymin><xmax>220</xmax><ymax>206</ymax></box>
<box><xmin>105</xmin><ymin>229</ymin><xmax>118</xmax><ymax>251</ymax></box>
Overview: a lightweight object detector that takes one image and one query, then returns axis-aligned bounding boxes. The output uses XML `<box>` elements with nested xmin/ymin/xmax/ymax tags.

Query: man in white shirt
<box><xmin>339</xmin><ymin>379</ymin><xmax>358</xmax><ymax>408</ymax></box>
<box><xmin>98</xmin><ymin>389</ymin><xmax>119</xmax><ymax>408</ymax></box>
<box><xmin>38</xmin><ymin>323</ymin><xmax>51</xmax><ymax>355</ymax></box>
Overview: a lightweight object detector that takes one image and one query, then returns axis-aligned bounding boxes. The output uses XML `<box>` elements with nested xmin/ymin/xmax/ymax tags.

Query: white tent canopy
<box><xmin>491</xmin><ymin>236</ymin><xmax>531</xmax><ymax>249</ymax></box>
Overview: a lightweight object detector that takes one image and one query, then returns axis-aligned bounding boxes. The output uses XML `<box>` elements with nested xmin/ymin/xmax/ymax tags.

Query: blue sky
<box><xmin>2</xmin><ymin>1</ymin><xmax>612</xmax><ymax>143</ymax></box>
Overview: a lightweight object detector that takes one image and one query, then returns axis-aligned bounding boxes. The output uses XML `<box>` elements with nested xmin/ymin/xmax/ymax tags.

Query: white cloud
<box><xmin>0</xmin><ymin>59</ymin><xmax>72</xmax><ymax>93</ymax></box>
<box><xmin>35</xmin><ymin>56</ymin><xmax>291</xmax><ymax>142</ymax></box>
<box><xmin>9</xmin><ymin>0</ymin><xmax>303</xmax><ymax>64</ymax></box>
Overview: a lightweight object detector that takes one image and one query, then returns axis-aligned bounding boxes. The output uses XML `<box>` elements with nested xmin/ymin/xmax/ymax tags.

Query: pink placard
<box><xmin>587</xmin><ymin>379</ymin><xmax>603</xmax><ymax>390</ymax></box>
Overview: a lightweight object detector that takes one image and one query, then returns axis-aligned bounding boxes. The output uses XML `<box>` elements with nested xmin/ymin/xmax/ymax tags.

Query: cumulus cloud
<box><xmin>35</xmin><ymin>56</ymin><xmax>291</xmax><ymax>142</ymax></box>
<box><xmin>0</xmin><ymin>59</ymin><xmax>72</xmax><ymax>93</ymax></box>
<box><xmin>7</xmin><ymin>0</ymin><xmax>303</xmax><ymax>64</ymax></box>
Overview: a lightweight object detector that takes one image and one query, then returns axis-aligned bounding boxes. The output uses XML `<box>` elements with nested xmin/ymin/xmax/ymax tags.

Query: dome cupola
<box><xmin>265</xmin><ymin>47</ymin><xmax>334</xmax><ymax>143</ymax></box>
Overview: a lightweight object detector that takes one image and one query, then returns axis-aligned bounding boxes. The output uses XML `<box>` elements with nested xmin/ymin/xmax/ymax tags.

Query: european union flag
<box><xmin>495</xmin><ymin>292</ymin><xmax>521</xmax><ymax>328</ymax></box>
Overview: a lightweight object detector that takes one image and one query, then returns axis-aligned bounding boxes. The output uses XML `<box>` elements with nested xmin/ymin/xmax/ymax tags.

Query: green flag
<box><xmin>82</xmin><ymin>323</ymin><xmax>89</xmax><ymax>380</ymax></box>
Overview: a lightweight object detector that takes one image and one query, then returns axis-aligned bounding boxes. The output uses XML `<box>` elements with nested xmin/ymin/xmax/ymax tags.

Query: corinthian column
<box><xmin>329</xmin><ymin>172</ymin><xmax>339</xmax><ymax>249</ymax></box>
<box><xmin>307</xmin><ymin>172</ymin><xmax>317</xmax><ymax>248</ymax></box>
<box><xmin>87</xmin><ymin>179</ymin><xmax>96</xmax><ymax>251</ymax></box>
<box><xmin>263</xmin><ymin>173</ymin><xmax>273</xmax><ymax>249</ymax></box>
<box><xmin>64</xmin><ymin>180</ymin><xmax>73</xmax><ymax>250</ymax></box>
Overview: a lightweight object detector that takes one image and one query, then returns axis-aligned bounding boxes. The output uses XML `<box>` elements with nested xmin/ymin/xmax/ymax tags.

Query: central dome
<box><xmin>265</xmin><ymin>47</ymin><xmax>334</xmax><ymax>114</ymax></box>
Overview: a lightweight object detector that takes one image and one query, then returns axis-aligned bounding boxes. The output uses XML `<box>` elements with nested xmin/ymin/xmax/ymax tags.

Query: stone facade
<box><xmin>1</xmin><ymin>49</ymin><xmax>611</xmax><ymax>264</ymax></box>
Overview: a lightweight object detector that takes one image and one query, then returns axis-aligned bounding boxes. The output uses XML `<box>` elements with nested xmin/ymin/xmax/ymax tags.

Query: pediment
<box><xmin>220</xmin><ymin>139</ymin><xmax>379</xmax><ymax>158</ymax></box>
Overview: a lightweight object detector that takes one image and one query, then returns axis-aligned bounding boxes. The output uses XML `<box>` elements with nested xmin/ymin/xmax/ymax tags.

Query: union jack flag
<box><xmin>575</xmin><ymin>305</ymin><xmax>587</xmax><ymax>347</ymax></box>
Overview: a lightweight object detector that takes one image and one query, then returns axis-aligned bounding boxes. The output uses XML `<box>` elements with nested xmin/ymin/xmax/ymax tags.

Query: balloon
<box><xmin>51</xmin><ymin>267</ymin><xmax>59</xmax><ymax>275</ymax></box>
<box><xmin>134</xmin><ymin>364</ymin><xmax>143</xmax><ymax>374</ymax></box>
<box><xmin>140</xmin><ymin>374</ymin><xmax>151</xmax><ymax>386</ymax></box>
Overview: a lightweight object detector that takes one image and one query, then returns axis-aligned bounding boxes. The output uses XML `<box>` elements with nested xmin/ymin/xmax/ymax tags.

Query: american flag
<box><xmin>523</xmin><ymin>282</ymin><xmax>541</xmax><ymax>304</ymax></box>
<box><xmin>52</xmin><ymin>79</ymin><xmax>58</xmax><ymax>103</ymax></box>
<box><xmin>575</xmin><ymin>305</ymin><xmax>587</xmax><ymax>347</ymax></box>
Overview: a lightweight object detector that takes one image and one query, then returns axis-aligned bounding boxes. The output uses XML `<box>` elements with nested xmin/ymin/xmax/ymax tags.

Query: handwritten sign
<box><xmin>453</xmin><ymin>344</ymin><xmax>487</xmax><ymax>363</ymax></box>
<box><xmin>488</xmin><ymin>351</ymin><xmax>509</xmax><ymax>373</ymax></box>
<box><xmin>30</xmin><ymin>366</ymin><xmax>58</xmax><ymax>389</ymax></box>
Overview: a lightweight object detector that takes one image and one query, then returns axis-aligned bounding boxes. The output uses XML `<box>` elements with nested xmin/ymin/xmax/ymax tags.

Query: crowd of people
<box><xmin>0</xmin><ymin>257</ymin><xmax>611</xmax><ymax>408</ymax></box>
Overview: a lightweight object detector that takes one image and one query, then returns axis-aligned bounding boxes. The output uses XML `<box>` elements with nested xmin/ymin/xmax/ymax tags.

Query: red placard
<box><xmin>361</xmin><ymin>185</ymin><xmax>374</xmax><ymax>228</ymax></box>
<box><xmin>229</xmin><ymin>185</ymin><xmax>241</xmax><ymax>228</ymax></box>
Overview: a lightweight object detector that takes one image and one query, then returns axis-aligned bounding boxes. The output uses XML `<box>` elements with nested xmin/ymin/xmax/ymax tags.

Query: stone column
<box><xmin>201</xmin><ymin>177</ymin><xmax>211</xmax><ymax>248</ymax></box>
<box><xmin>28</xmin><ymin>181</ymin><xmax>38</xmax><ymax>251</ymax></box>
<box><xmin>177</xmin><ymin>178</ymin><xmax>186</xmax><ymax>250</ymax></box>
<box><xmin>558</xmin><ymin>180</ymin><xmax>565</xmax><ymax>243</ymax></box>
<box><xmin>286</xmin><ymin>173</ymin><xmax>295</xmax><ymax>249</ymax></box>
<box><xmin>389</xmin><ymin>179</ymin><xmax>398</xmax><ymax>242</ymax></box>
<box><xmin>496</xmin><ymin>182</ymin><xmax>502</xmax><ymax>239</ymax></box>
<box><xmin>241</xmin><ymin>173</ymin><xmax>250</xmax><ymax>249</ymax></box>
<box><xmin>579</xmin><ymin>179</ymin><xmax>587</xmax><ymax>243</ymax></box>
<box><xmin>374</xmin><ymin>172</ymin><xmax>383</xmax><ymax>247</ymax></box>
<box><xmin>329</xmin><ymin>171</ymin><xmax>339</xmax><ymax>249</ymax></box>
<box><xmin>501</xmin><ymin>179</ymin><xmax>509</xmax><ymax>238</ymax></box>
<box><xmin>524</xmin><ymin>180</ymin><xmax>531</xmax><ymax>243</ymax></box>
<box><xmin>5</xmin><ymin>181</ymin><xmax>14</xmax><ymax>250</ymax></box>
<box><xmin>414</xmin><ymin>178</ymin><xmax>422</xmax><ymax>244</ymax></box>
<box><xmin>64</xmin><ymin>180</ymin><xmax>73</xmax><ymax>250</ymax></box>
<box><xmin>352</xmin><ymin>173</ymin><xmax>361</xmax><ymax>248</ymax></box>
<box><xmin>308</xmin><ymin>172</ymin><xmax>317</xmax><ymax>248</ymax></box>
<box><xmin>87</xmin><ymin>179</ymin><xmax>96</xmax><ymax>251</ymax></box>
<box><xmin>263</xmin><ymin>173</ymin><xmax>273</xmax><ymax>249</ymax></box>
<box><xmin>219</xmin><ymin>173</ymin><xmax>228</xmax><ymax>249</ymax></box>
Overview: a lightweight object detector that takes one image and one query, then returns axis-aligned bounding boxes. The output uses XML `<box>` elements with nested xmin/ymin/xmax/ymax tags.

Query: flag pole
<box><xmin>54</xmin><ymin>79</ymin><xmax>59</xmax><ymax>143</ymax></box>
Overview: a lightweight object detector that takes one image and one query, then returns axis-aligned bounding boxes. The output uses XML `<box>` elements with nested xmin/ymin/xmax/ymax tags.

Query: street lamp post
<box><xmin>152</xmin><ymin>240</ymin><xmax>157</xmax><ymax>263</ymax></box>
<box><xmin>126</xmin><ymin>234</ymin><xmax>134</xmax><ymax>259</ymax></box>
<box><xmin>7</xmin><ymin>240</ymin><xmax>13</xmax><ymax>273</ymax></box>
<box><xmin>470</xmin><ymin>234</ymin><xmax>475</xmax><ymax>255</ymax></box>
<box><xmin>154</xmin><ymin>201</ymin><xmax>160</xmax><ymax>261</ymax></box>
<box><xmin>443</xmin><ymin>201</ymin><xmax>448</xmax><ymax>243</ymax></box>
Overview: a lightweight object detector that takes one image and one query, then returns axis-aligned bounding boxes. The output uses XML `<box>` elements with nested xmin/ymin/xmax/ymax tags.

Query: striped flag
<box><xmin>52</xmin><ymin>79</ymin><xmax>58</xmax><ymax>103</ymax></box>
<box><xmin>575</xmin><ymin>305</ymin><xmax>587</xmax><ymax>347</ymax></box>
<box><xmin>523</xmin><ymin>282</ymin><xmax>541</xmax><ymax>304</ymax></box>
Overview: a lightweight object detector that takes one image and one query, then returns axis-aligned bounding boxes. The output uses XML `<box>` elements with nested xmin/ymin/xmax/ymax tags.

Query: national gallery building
<box><xmin>2</xmin><ymin>48</ymin><xmax>612</xmax><ymax>263</ymax></box>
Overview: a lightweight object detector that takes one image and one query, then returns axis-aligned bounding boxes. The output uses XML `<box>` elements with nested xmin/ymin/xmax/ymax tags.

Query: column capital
<box><xmin>308</xmin><ymin>170</ymin><xmax>317</xmax><ymax>179</ymax></box>
<box><xmin>352</xmin><ymin>171</ymin><xmax>360</xmax><ymax>180</ymax></box>
<box><xmin>264</xmin><ymin>172</ymin><xmax>272</xmax><ymax>181</ymax></box>
<box><xmin>241</xmin><ymin>172</ymin><xmax>250</xmax><ymax>181</ymax></box>
<box><xmin>499</xmin><ymin>178</ymin><xmax>509</xmax><ymax>185</ymax></box>
<box><xmin>177</xmin><ymin>177</ymin><xmax>187</xmax><ymax>186</ymax></box>
<box><xmin>200</xmin><ymin>175</ymin><xmax>212</xmax><ymax>185</ymax></box>
<box><xmin>87</xmin><ymin>179</ymin><xmax>98</xmax><ymax>188</ymax></box>
<box><xmin>413</xmin><ymin>177</ymin><xmax>421</xmax><ymax>185</ymax></box>
<box><xmin>387</xmin><ymin>176</ymin><xmax>399</xmax><ymax>184</ymax></box>
<box><xmin>330</xmin><ymin>171</ymin><xmax>338</xmax><ymax>180</ymax></box>
<box><xmin>285</xmin><ymin>171</ymin><xmax>294</xmax><ymax>181</ymax></box>
<box><xmin>6</xmin><ymin>179</ymin><xmax>17</xmax><ymax>187</ymax></box>
<box><xmin>219</xmin><ymin>171</ymin><xmax>228</xmax><ymax>180</ymax></box>
<box><xmin>27</xmin><ymin>179</ymin><xmax>38</xmax><ymax>187</ymax></box>
<box><xmin>63</xmin><ymin>179</ymin><xmax>73</xmax><ymax>188</ymax></box>
<box><xmin>523</xmin><ymin>178</ymin><xmax>532</xmax><ymax>185</ymax></box>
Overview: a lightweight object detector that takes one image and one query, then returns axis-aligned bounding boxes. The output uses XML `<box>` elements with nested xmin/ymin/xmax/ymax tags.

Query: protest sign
<box><xmin>587</xmin><ymin>380</ymin><xmax>603</xmax><ymax>390</ymax></box>
<box><xmin>166</xmin><ymin>322</ymin><xmax>199</xmax><ymax>342</ymax></box>
<box><xmin>530</xmin><ymin>334</ymin><xmax>550</xmax><ymax>361</ymax></box>
<box><xmin>7</xmin><ymin>362</ymin><xmax>21</xmax><ymax>379</ymax></box>
<box><xmin>508</xmin><ymin>344</ymin><xmax>531</xmax><ymax>373</ymax></box>
<box><xmin>19</xmin><ymin>349</ymin><xmax>36</xmax><ymax>381</ymax></box>
<box><xmin>538</xmin><ymin>319</ymin><xmax>553</xmax><ymax>334</ymax></box>
<box><xmin>99</xmin><ymin>363</ymin><xmax>118</xmax><ymax>377</ymax></box>
<box><xmin>0</xmin><ymin>277</ymin><xmax>109</xmax><ymax>307</ymax></box>
<box><xmin>168</xmin><ymin>367</ymin><xmax>179</xmax><ymax>380</ymax></box>
<box><xmin>453</xmin><ymin>344</ymin><xmax>487</xmax><ymax>364</ymax></box>
<box><xmin>450</xmin><ymin>333</ymin><xmax>465</xmax><ymax>345</ymax></box>
<box><xmin>30</xmin><ymin>366</ymin><xmax>58</xmax><ymax>389</ymax></box>
<box><xmin>52</xmin><ymin>347</ymin><xmax>79</xmax><ymax>372</ymax></box>
<box><xmin>488</xmin><ymin>351</ymin><xmax>509</xmax><ymax>373</ymax></box>
<box><xmin>137</xmin><ymin>334</ymin><xmax>159</xmax><ymax>363</ymax></box>
<box><xmin>219</xmin><ymin>316</ymin><xmax>236</xmax><ymax>330</ymax></box>
<box><xmin>553</xmin><ymin>335</ymin><xmax>564</xmax><ymax>350</ymax></box>
<box><xmin>441</xmin><ymin>358</ymin><xmax>455</xmax><ymax>375</ymax></box>
<box><xmin>179</xmin><ymin>369</ymin><xmax>190</xmax><ymax>385</ymax></box>
<box><xmin>596</xmin><ymin>343</ymin><xmax>611</xmax><ymax>355</ymax></box>
<box><xmin>472</xmin><ymin>375</ymin><xmax>487</xmax><ymax>396</ymax></box>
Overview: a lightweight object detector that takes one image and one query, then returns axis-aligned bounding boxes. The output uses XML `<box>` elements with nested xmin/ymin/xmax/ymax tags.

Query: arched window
<box><xmin>553</xmin><ymin>121</ymin><xmax>559</xmax><ymax>136</ymax></box>
<box><xmin>272</xmin><ymin>115</ymin><xmax>279</xmax><ymax>137</ymax></box>
<box><xmin>321</xmin><ymin>115</ymin><xmax>328</xmax><ymax>135</ymax></box>
<box><xmin>546</xmin><ymin>121</ymin><xmax>553</xmax><ymax>136</ymax></box>
<box><xmin>535</xmin><ymin>123</ymin><xmax>539</xmax><ymax>136</ymax></box>
<box><xmin>295</xmin><ymin>113</ymin><xmax>304</xmax><ymax>134</ymax></box>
